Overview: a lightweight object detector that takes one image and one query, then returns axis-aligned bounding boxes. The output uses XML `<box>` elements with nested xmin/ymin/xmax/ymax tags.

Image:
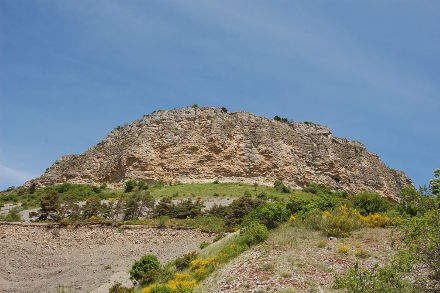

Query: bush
<box><xmin>225</xmin><ymin>197</ymin><xmax>262</xmax><ymax>228</ymax></box>
<box><xmin>303</xmin><ymin>183</ymin><xmax>332</xmax><ymax>195</ymax></box>
<box><xmin>81</xmin><ymin>196</ymin><xmax>102</xmax><ymax>219</ymax></box>
<box><xmin>174</xmin><ymin>199</ymin><xmax>203</xmax><ymax>219</ymax></box>
<box><xmin>243</xmin><ymin>202</ymin><xmax>289</xmax><ymax>229</ymax></box>
<box><xmin>404</xmin><ymin>208</ymin><xmax>440</xmax><ymax>283</ymax></box>
<box><xmin>158</xmin><ymin>216</ymin><xmax>169</xmax><ymax>229</ymax></box>
<box><xmin>129</xmin><ymin>254</ymin><xmax>161</xmax><ymax>285</ymax></box>
<box><xmin>360</xmin><ymin>213</ymin><xmax>391</xmax><ymax>228</ymax></box>
<box><xmin>0</xmin><ymin>207</ymin><xmax>22</xmax><ymax>222</ymax></box>
<box><xmin>324</xmin><ymin>205</ymin><xmax>364</xmax><ymax>237</ymax></box>
<box><xmin>349</xmin><ymin>192</ymin><xmax>393</xmax><ymax>216</ymax></box>
<box><xmin>108</xmin><ymin>283</ymin><xmax>134</xmax><ymax>293</ymax></box>
<box><xmin>200</xmin><ymin>241</ymin><xmax>210</xmax><ymax>249</ymax></box>
<box><xmin>221</xmin><ymin>107</ymin><xmax>228</xmax><ymax>113</ymax></box>
<box><xmin>240</xmin><ymin>221</ymin><xmax>269</xmax><ymax>246</ymax></box>
<box><xmin>39</xmin><ymin>190</ymin><xmax>61</xmax><ymax>221</ymax></box>
<box><xmin>191</xmin><ymin>104</ymin><xmax>198</xmax><ymax>108</ymax></box>
<box><xmin>191</xmin><ymin>257</ymin><xmax>217</xmax><ymax>280</ymax></box>
<box><xmin>174</xmin><ymin>252</ymin><xmax>197</xmax><ymax>271</ymax></box>
<box><xmin>125</xmin><ymin>180</ymin><xmax>136</xmax><ymax>193</ymax></box>
<box><xmin>122</xmin><ymin>191</ymin><xmax>154</xmax><ymax>220</ymax></box>
<box><xmin>287</xmin><ymin>194</ymin><xmax>341</xmax><ymax>216</ymax></box>
<box><xmin>399</xmin><ymin>187</ymin><xmax>436</xmax><ymax>216</ymax></box>
<box><xmin>274</xmin><ymin>180</ymin><xmax>290</xmax><ymax>193</ymax></box>
<box><xmin>334</xmin><ymin>256</ymin><xmax>416</xmax><ymax>292</ymax></box>
<box><xmin>154</xmin><ymin>197</ymin><xmax>175</xmax><ymax>218</ymax></box>
<box><xmin>303</xmin><ymin>209</ymin><xmax>326</xmax><ymax>230</ymax></box>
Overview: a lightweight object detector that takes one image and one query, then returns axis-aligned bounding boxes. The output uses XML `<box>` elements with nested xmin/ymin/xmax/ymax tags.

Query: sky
<box><xmin>0</xmin><ymin>0</ymin><xmax>439</xmax><ymax>190</ymax></box>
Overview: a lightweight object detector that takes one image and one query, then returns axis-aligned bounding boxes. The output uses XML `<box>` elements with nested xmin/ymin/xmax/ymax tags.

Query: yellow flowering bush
<box><xmin>289</xmin><ymin>215</ymin><xmax>296</xmax><ymax>223</ymax></box>
<box><xmin>190</xmin><ymin>257</ymin><xmax>217</xmax><ymax>279</ymax></box>
<box><xmin>338</xmin><ymin>244</ymin><xmax>350</xmax><ymax>254</ymax></box>
<box><xmin>167</xmin><ymin>273</ymin><xmax>197</xmax><ymax>290</ymax></box>
<box><xmin>324</xmin><ymin>204</ymin><xmax>364</xmax><ymax>237</ymax></box>
<box><xmin>360</xmin><ymin>213</ymin><xmax>391</xmax><ymax>228</ymax></box>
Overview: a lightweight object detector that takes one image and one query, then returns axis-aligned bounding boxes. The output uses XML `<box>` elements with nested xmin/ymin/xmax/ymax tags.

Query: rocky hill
<box><xmin>25</xmin><ymin>107</ymin><xmax>413</xmax><ymax>200</ymax></box>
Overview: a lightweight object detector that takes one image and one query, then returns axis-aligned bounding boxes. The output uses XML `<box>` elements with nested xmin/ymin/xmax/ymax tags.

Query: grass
<box><xmin>1</xmin><ymin>182</ymin><xmax>296</xmax><ymax>208</ymax></box>
<box><xmin>148</xmin><ymin>182</ymin><xmax>291</xmax><ymax>199</ymax></box>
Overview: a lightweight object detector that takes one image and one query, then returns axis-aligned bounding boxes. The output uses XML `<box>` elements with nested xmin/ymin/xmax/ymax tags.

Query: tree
<box><xmin>125</xmin><ymin>180</ymin><xmax>136</xmax><ymax>193</ymax></box>
<box><xmin>39</xmin><ymin>190</ymin><xmax>61</xmax><ymax>221</ymax></box>
<box><xmin>431</xmin><ymin>168</ymin><xmax>440</xmax><ymax>196</ymax></box>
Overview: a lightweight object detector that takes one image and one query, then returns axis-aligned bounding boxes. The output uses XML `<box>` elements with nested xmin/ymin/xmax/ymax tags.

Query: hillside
<box><xmin>24</xmin><ymin>107</ymin><xmax>413</xmax><ymax>200</ymax></box>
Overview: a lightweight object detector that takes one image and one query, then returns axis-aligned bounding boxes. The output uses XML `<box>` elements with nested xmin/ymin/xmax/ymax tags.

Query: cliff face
<box><xmin>25</xmin><ymin>107</ymin><xmax>413</xmax><ymax>200</ymax></box>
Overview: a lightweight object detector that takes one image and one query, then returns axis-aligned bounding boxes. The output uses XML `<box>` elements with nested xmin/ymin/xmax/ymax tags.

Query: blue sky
<box><xmin>0</xmin><ymin>0</ymin><xmax>439</xmax><ymax>190</ymax></box>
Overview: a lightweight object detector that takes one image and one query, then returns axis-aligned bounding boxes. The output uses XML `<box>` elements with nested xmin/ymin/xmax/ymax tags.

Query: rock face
<box><xmin>25</xmin><ymin>107</ymin><xmax>413</xmax><ymax>200</ymax></box>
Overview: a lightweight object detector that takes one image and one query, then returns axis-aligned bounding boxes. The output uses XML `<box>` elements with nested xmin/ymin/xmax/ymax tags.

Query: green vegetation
<box><xmin>129</xmin><ymin>254</ymin><xmax>161</xmax><ymax>285</ymax></box>
<box><xmin>2</xmin><ymin>171</ymin><xmax>440</xmax><ymax>292</ymax></box>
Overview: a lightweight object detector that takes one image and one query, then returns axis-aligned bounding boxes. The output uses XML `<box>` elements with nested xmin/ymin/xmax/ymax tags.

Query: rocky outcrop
<box><xmin>25</xmin><ymin>107</ymin><xmax>413</xmax><ymax>200</ymax></box>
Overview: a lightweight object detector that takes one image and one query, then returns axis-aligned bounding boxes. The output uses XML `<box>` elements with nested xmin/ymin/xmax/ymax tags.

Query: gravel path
<box><xmin>0</xmin><ymin>223</ymin><xmax>214</xmax><ymax>293</ymax></box>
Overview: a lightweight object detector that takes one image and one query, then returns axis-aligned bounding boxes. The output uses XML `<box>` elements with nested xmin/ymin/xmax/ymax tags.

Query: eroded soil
<box><xmin>0</xmin><ymin>223</ymin><xmax>214</xmax><ymax>293</ymax></box>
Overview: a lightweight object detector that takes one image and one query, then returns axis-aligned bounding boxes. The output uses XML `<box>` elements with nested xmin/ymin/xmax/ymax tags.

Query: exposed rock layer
<box><xmin>25</xmin><ymin>107</ymin><xmax>413</xmax><ymax>200</ymax></box>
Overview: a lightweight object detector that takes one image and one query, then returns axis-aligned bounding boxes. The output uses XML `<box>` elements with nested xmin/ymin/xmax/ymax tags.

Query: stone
<box><xmin>24</xmin><ymin>107</ymin><xmax>413</xmax><ymax>200</ymax></box>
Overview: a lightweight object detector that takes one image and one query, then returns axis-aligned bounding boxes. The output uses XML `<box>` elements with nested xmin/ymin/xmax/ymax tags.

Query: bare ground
<box><xmin>0</xmin><ymin>223</ymin><xmax>214</xmax><ymax>293</ymax></box>
<box><xmin>197</xmin><ymin>225</ymin><xmax>397</xmax><ymax>293</ymax></box>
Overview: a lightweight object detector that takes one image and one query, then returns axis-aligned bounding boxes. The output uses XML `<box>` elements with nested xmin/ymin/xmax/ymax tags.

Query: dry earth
<box><xmin>197</xmin><ymin>225</ymin><xmax>396</xmax><ymax>293</ymax></box>
<box><xmin>0</xmin><ymin>223</ymin><xmax>214</xmax><ymax>293</ymax></box>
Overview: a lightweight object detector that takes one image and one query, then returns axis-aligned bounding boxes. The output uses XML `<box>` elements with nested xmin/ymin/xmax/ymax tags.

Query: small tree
<box><xmin>28</xmin><ymin>183</ymin><xmax>37</xmax><ymax>194</ymax></box>
<box><xmin>82</xmin><ymin>196</ymin><xmax>102</xmax><ymax>219</ymax></box>
<box><xmin>39</xmin><ymin>190</ymin><xmax>61</xmax><ymax>221</ymax></box>
<box><xmin>125</xmin><ymin>180</ymin><xmax>136</xmax><ymax>193</ymax></box>
<box><xmin>431</xmin><ymin>168</ymin><xmax>440</xmax><ymax>197</ymax></box>
<box><xmin>129</xmin><ymin>254</ymin><xmax>161</xmax><ymax>285</ymax></box>
<box><xmin>191</xmin><ymin>103</ymin><xmax>198</xmax><ymax>108</ymax></box>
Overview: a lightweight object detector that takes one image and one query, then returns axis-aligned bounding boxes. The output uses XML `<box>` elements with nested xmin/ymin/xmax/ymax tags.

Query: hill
<box><xmin>24</xmin><ymin>107</ymin><xmax>413</xmax><ymax>200</ymax></box>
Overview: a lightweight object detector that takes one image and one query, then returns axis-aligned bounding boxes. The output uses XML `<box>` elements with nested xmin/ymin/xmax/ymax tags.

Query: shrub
<box><xmin>274</xmin><ymin>180</ymin><xmax>290</xmax><ymax>193</ymax></box>
<box><xmin>158</xmin><ymin>216</ymin><xmax>169</xmax><ymax>229</ymax></box>
<box><xmin>349</xmin><ymin>192</ymin><xmax>393</xmax><ymax>216</ymax></box>
<box><xmin>154</xmin><ymin>197</ymin><xmax>175</xmax><ymax>218</ymax></box>
<box><xmin>129</xmin><ymin>254</ymin><xmax>161</xmax><ymax>285</ymax></box>
<box><xmin>174</xmin><ymin>252</ymin><xmax>197</xmax><ymax>271</ymax></box>
<box><xmin>125</xmin><ymin>180</ymin><xmax>136</xmax><ymax>193</ymax></box>
<box><xmin>286</xmin><ymin>194</ymin><xmax>341</xmax><ymax>216</ymax></box>
<box><xmin>318</xmin><ymin>240</ymin><xmax>327</xmax><ymax>248</ymax></box>
<box><xmin>303</xmin><ymin>183</ymin><xmax>332</xmax><ymax>195</ymax></box>
<box><xmin>338</xmin><ymin>244</ymin><xmax>350</xmax><ymax>254</ymax></box>
<box><xmin>243</xmin><ymin>202</ymin><xmax>289</xmax><ymax>229</ymax></box>
<box><xmin>200</xmin><ymin>241</ymin><xmax>210</xmax><ymax>249</ymax></box>
<box><xmin>360</xmin><ymin>213</ymin><xmax>391</xmax><ymax>228</ymax></box>
<box><xmin>303</xmin><ymin>209</ymin><xmax>326</xmax><ymax>230</ymax></box>
<box><xmin>191</xmin><ymin>104</ymin><xmax>198</xmax><ymax>108</ymax></box>
<box><xmin>399</xmin><ymin>187</ymin><xmax>436</xmax><ymax>216</ymax></box>
<box><xmin>109</xmin><ymin>283</ymin><xmax>134</xmax><ymax>293</ymax></box>
<box><xmin>0</xmin><ymin>207</ymin><xmax>21</xmax><ymax>222</ymax></box>
<box><xmin>206</xmin><ymin>204</ymin><xmax>228</xmax><ymax>218</ymax></box>
<box><xmin>191</xmin><ymin>257</ymin><xmax>217</xmax><ymax>280</ymax></box>
<box><xmin>324</xmin><ymin>205</ymin><xmax>364</xmax><ymax>237</ymax></box>
<box><xmin>122</xmin><ymin>191</ymin><xmax>154</xmax><ymax>220</ymax></box>
<box><xmin>213</xmin><ymin>232</ymin><xmax>225</xmax><ymax>242</ymax></box>
<box><xmin>404</xmin><ymin>208</ymin><xmax>440</xmax><ymax>283</ymax></box>
<box><xmin>225</xmin><ymin>197</ymin><xmax>262</xmax><ymax>227</ymax></box>
<box><xmin>81</xmin><ymin>196</ymin><xmax>102</xmax><ymax>219</ymax></box>
<box><xmin>166</xmin><ymin>272</ymin><xmax>197</xmax><ymax>291</ymax></box>
<box><xmin>355</xmin><ymin>249</ymin><xmax>370</xmax><ymax>259</ymax></box>
<box><xmin>174</xmin><ymin>199</ymin><xmax>203</xmax><ymax>219</ymax></box>
<box><xmin>221</xmin><ymin>107</ymin><xmax>228</xmax><ymax>113</ymax></box>
<box><xmin>240</xmin><ymin>221</ymin><xmax>269</xmax><ymax>246</ymax></box>
<box><xmin>39</xmin><ymin>190</ymin><xmax>61</xmax><ymax>221</ymax></box>
<box><xmin>333</xmin><ymin>256</ymin><xmax>416</xmax><ymax>292</ymax></box>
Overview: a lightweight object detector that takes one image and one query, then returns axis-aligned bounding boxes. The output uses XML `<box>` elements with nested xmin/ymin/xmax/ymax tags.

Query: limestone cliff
<box><xmin>25</xmin><ymin>107</ymin><xmax>413</xmax><ymax>200</ymax></box>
